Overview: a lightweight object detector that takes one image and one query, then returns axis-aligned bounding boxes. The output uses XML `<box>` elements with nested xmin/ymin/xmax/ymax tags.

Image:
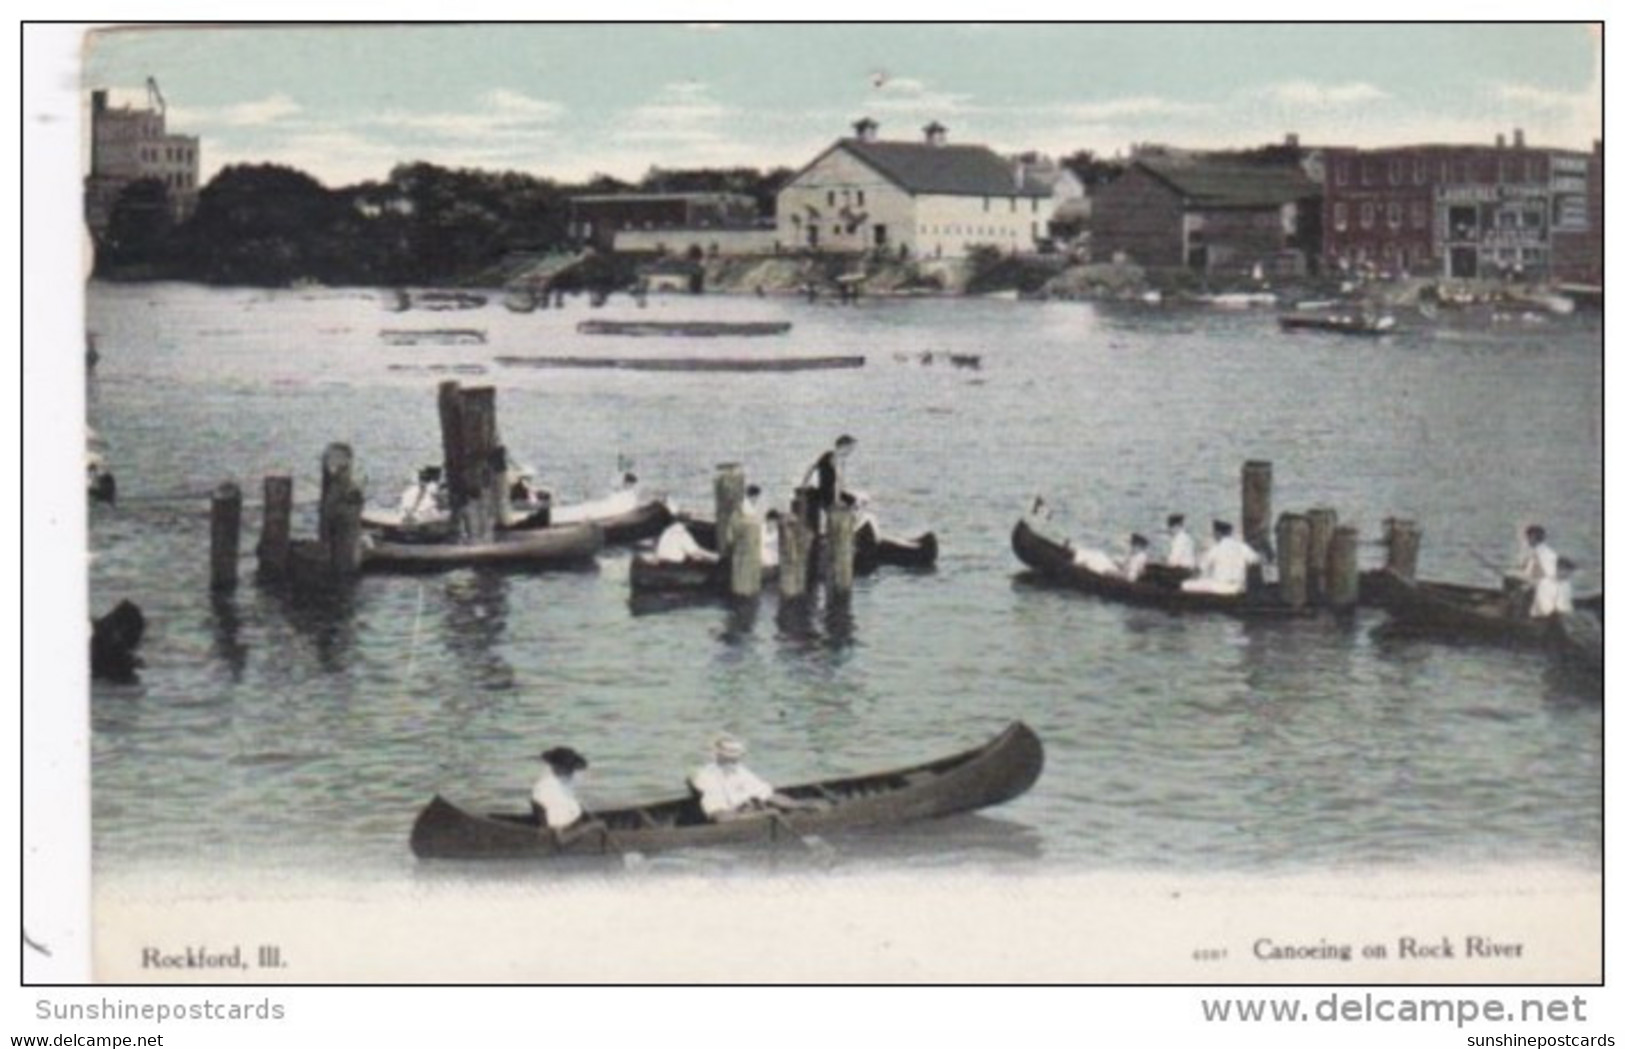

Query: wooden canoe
<box><xmin>364</xmin><ymin>498</ymin><xmax>671</xmax><ymax>546</ymax></box>
<box><xmin>362</xmin><ymin>522</ymin><xmax>603</xmax><ymax>572</ymax></box>
<box><xmin>1011</xmin><ymin>518</ymin><xmax>1310</xmax><ymax>617</ymax></box>
<box><xmin>1367</xmin><ymin>570</ymin><xmax>1602</xmax><ymax>669</ymax></box>
<box><xmin>678</xmin><ymin>515</ymin><xmax>937</xmax><ymax>576</ymax></box>
<box><xmin>575</xmin><ymin>319</ymin><xmax>792</xmax><ymax>337</ymax></box>
<box><xmin>409</xmin><ymin>721</ymin><xmax>1044</xmax><ymax>860</ymax></box>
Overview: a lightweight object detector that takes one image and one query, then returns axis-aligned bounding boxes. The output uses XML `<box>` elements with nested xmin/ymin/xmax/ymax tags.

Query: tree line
<box><xmin>94</xmin><ymin>161</ymin><xmax>794</xmax><ymax>287</ymax></box>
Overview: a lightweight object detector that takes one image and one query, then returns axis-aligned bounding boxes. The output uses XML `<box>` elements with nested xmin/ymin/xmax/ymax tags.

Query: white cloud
<box><xmin>866</xmin><ymin>75</ymin><xmax>977</xmax><ymax>116</ymax></box>
<box><xmin>1249</xmin><ymin>81</ymin><xmax>1389</xmax><ymax>107</ymax></box>
<box><xmin>169</xmin><ymin>92</ymin><xmax>302</xmax><ymax>128</ymax></box>
<box><xmin>1059</xmin><ymin>96</ymin><xmax>1211</xmax><ymax>122</ymax></box>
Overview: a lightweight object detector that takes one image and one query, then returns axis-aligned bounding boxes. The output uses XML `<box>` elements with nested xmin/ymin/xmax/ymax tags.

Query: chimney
<box><xmin>852</xmin><ymin>117</ymin><xmax>878</xmax><ymax>143</ymax></box>
<box><xmin>1284</xmin><ymin>132</ymin><xmax>1300</xmax><ymax>148</ymax></box>
<box><xmin>1496</xmin><ymin>133</ymin><xmax>1506</xmax><ymax>149</ymax></box>
<box><xmin>1514</xmin><ymin>128</ymin><xmax>1525</xmax><ymax>149</ymax></box>
<box><xmin>92</xmin><ymin>89</ymin><xmax>108</xmax><ymax>114</ymax></box>
<box><xmin>923</xmin><ymin>121</ymin><xmax>947</xmax><ymax>147</ymax></box>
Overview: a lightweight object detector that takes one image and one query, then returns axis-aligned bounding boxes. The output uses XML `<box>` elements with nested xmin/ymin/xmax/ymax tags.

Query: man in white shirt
<box><xmin>1531</xmin><ymin>556</ymin><xmax>1577</xmax><ymax>618</ymax></box>
<box><xmin>1518</xmin><ymin>525</ymin><xmax>1559</xmax><ymax>585</ymax></box>
<box><xmin>398</xmin><ymin>466</ymin><xmax>443</xmax><ymax>524</ymax></box>
<box><xmin>654</xmin><ymin>522</ymin><xmax>719</xmax><ymax>564</ymax></box>
<box><xmin>690</xmin><ymin>735</ymin><xmax>822</xmax><ymax>822</ymax></box>
<box><xmin>531</xmin><ymin>746</ymin><xmax>604</xmax><ymax>844</ymax></box>
<box><xmin>1121</xmin><ymin>534</ymin><xmax>1151</xmax><ymax>583</ymax></box>
<box><xmin>1165</xmin><ymin>514</ymin><xmax>1196</xmax><ymax>571</ymax></box>
<box><xmin>1181</xmin><ymin>520</ymin><xmax>1260</xmax><ymax>595</ymax></box>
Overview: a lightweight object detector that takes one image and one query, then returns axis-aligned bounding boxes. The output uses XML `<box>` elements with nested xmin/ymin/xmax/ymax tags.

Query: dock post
<box><xmin>319</xmin><ymin>443</ymin><xmax>364</xmax><ymax>578</ymax></box>
<box><xmin>1305</xmin><ymin>507</ymin><xmax>1338</xmax><ymax>605</ymax></box>
<box><xmin>827</xmin><ymin>506</ymin><xmax>857</xmax><ymax>597</ymax></box>
<box><xmin>457</xmin><ymin>386</ymin><xmax>500</xmax><ymax>542</ymax></box>
<box><xmin>1383</xmin><ymin>518</ymin><xmax>1422</xmax><ymax>580</ymax></box>
<box><xmin>1241</xmin><ymin>460</ymin><xmax>1273</xmax><ymax>559</ymax></box>
<box><xmin>209</xmin><ymin>481</ymin><xmax>242</xmax><ymax>592</ymax></box>
<box><xmin>257</xmin><ymin>474</ymin><xmax>293</xmax><ymax>582</ymax></box>
<box><xmin>1327</xmin><ymin>526</ymin><xmax>1361</xmax><ymax>610</ymax></box>
<box><xmin>778</xmin><ymin>514</ymin><xmax>811</xmax><ymax>600</ymax></box>
<box><xmin>1275</xmin><ymin>512</ymin><xmax>1310</xmax><ymax>609</ymax></box>
<box><xmin>729</xmin><ymin>516</ymin><xmax>763</xmax><ymax>599</ymax></box>
<box><xmin>713</xmin><ymin>463</ymin><xmax>746</xmax><ymax>564</ymax></box>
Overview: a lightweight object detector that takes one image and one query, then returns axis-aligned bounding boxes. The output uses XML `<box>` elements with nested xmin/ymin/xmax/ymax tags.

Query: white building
<box><xmin>84</xmin><ymin>81</ymin><xmax>201</xmax><ymax>235</ymax></box>
<box><xmin>777</xmin><ymin>119</ymin><xmax>1054</xmax><ymax>258</ymax></box>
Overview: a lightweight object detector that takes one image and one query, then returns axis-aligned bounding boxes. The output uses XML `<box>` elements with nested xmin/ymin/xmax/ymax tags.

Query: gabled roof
<box><xmin>798</xmin><ymin>138</ymin><xmax>1052</xmax><ymax>198</ymax></box>
<box><xmin>1137</xmin><ymin>157</ymin><xmax>1318</xmax><ymax>208</ymax></box>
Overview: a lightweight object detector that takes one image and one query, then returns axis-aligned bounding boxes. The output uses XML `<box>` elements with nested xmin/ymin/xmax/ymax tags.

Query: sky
<box><xmin>78</xmin><ymin>23</ymin><xmax>1605</xmax><ymax>189</ymax></box>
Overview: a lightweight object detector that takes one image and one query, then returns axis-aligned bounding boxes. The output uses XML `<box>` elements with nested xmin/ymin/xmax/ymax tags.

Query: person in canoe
<box><xmin>1165</xmin><ymin>514</ymin><xmax>1197</xmax><ymax>571</ymax></box>
<box><xmin>530</xmin><ymin>746</ymin><xmax>607</xmax><ymax>844</ymax></box>
<box><xmin>1530</xmin><ymin>556</ymin><xmax>1577</xmax><ymax>619</ymax></box>
<box><xmin>690</xmin><ymin>735</ymin><xmax>825</xmax><ymax>822</ymax></box>
<box><xmin>1180</xmin><ymin>520</ymin><xmax>1260</xmax><ymax>595</ymax></box>
<box><xmin>1507</xmin><ymin>524</ymin><xmax>1560</xmax><ymax>617</ymax></box>
<box><xmin>801</xmin><ymin>434</ymin><xmax>857</xmax><ymax>533</ymax></box>
<box><xmin>654</xmin><ymin>520</ymin><xmax>719</xmax><ymax>565</ymax></box>
<box><xmin>1071</xmin><ymin>533</ymin><xmax>1151</xmax><ymax>582</ymax></box>
<box><xmin>398</xmin><ymin>466</ymin><xmax>444</xmax><ymax>524</ymax></box>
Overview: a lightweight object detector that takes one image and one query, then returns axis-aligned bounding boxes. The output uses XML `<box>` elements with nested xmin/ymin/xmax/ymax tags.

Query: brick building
<box><xmin>1088</xmin><ymin>156</ymin><xmax>1321</xmax><ymax>277</ymax></box>
<box><xmin>1321</xmin><ymin>134</ymin><xmax>1600</xmax><ymax>281</ymax></box>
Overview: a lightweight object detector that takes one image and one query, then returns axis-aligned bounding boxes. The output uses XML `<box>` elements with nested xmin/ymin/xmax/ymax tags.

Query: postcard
<box><xmin>25</xmin><ymin>22</ymin><xmax>1604</xmax><ymax>988</ymax></box>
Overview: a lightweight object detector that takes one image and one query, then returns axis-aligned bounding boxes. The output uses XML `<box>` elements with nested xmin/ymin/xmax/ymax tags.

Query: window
<box><xmin>1031</xmin><ymin>198</ymin><xmax>1038</xmax><ymax>213</ymax></box>
<box><xmin>1009</xmin><ymin>198</ymin><xmax>1017</xmax><ymax>212</ymax></box>
<box><xmin>1389</xmin><ymin>159</ymin><xmax>1402</xmax><ymax>185</ymax></box>
<box><xmin>1335</xmin><ymin>162</ymin><xmax>1348</xmax><ymax>186</ymax></box>
<box><xmin>827</xmin><ymin>191</ymin><xmax>835</xmax><ymax>207</ymax></box>
<box><xmin>1333</xmin><ymin>202</ymin><xmax>1348</xmax><ymax>231</ymax></box>
<box><xmin>983</xmin><ymin>196</ymin><xmax>990</xmax><ymax>211</ymax></box>
<box><xmin>857</xmin><ymin>190</ymin><xmax>865</xmax><ymax>206</ymax></box>
<box><xmin>1411</xmin><ymin>202</ymin><xmax>1428</xmax><ymax>229</ymax></box>
<box><xmin>1360</xmin><ymin>202</ymin><xmax>1375</xmax><ymax>229</ymax></box>
<box><xmin>1413</xmin><ymin>159</ymin><xmax>1426</xmax><ymax>184</ymax></box>
<box><xmin>1388</xmin><ymin>203</ymin><xmax>1403</xmax><ymax>229</ymax></box>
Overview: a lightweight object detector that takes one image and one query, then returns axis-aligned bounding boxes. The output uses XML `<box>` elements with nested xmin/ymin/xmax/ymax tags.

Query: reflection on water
<box><xmin>85</xmin><ymin>285</ymin><xmax>1601</xmax><ymax>878</ymax></box>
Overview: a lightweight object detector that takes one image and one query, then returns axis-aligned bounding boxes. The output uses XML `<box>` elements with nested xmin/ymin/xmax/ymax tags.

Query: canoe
<box><xmin>1361</xmin><ymin>568</ymin><xmax>1603</xmax><ymax>620</ymax></box>
<box><xmin>496</xmin><ymin>355</ymin><xmax>862</xmax><ymax>373</ymax></box>
<box><xmin>575</xmin><ymin>319</ymin><xmax>792</xmax><ymax>337</ymax></box>
<box><xmin>364</xmin><ymin>498</ymin><xmax>671</xmax><ymax>546</ymax></box>
<box><xmin>1278</xmin><ymin>312</ymin><xmax>1394</xmax><ymax>336</ymax></box>
<box><xmin>680</xmin><ymin>515</ymin><xmax>936</xmax><ymax>575</ymax></box>
<box><xmin>362</xmin><ymin>522</ymin><xmax>602</xmax><ymax>572</ymax></box>
<box><xmin>1011</xmin><ymin>518</ymin><xmax>1309</xmax><ymax>617</ymax></box>
<box><xmin>409</xmin><ymin>721</ymin><xmax>1044</xmax><ymax>860</ymax></box>
<box><xmin>1367</xmin><ymin>570</ymin><xmax>1602</xmax><ymax>669</ymax></box>
<box><xmin>629</xmin><ymin>554</ymin><xmax>728</xmax><ymax>595</ymax></box>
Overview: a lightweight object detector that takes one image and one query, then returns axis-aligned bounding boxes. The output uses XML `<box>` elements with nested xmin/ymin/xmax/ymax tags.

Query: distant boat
<box><xmin>1278</xmin><ymin>311</ymin><xmax>1396</xmax><ymax>336</ymax></box>
<box><xmin>496</xmin><ymin>355</ymin><xmax>862</xmax><ymax>373</ymax></box>
<box><xmin>576</xmin><ymin>319</ymin><xmax>792</xmax><ymax>337</ymax></box>
<box><xmin>1198</xmin><ymin>292</ymin><xmax>1278</xmax><ymax>309</ymax></box>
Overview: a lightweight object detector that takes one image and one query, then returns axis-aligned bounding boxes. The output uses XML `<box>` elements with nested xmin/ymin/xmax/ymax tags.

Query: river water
<box><xmin>84</xmin><ymin>282</ymin><xmax>1602</xmax><ymax>884</ymax></box>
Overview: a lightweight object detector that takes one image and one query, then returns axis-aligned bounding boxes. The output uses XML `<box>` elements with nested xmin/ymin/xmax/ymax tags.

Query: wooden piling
<box><xmin>1241</xmin><ymin>460</ymin><xmax>1273</xmax><ymax>557</ymax></box>
<box><xmin>458</xmin><ymin>386</ymin><xmax>500</xmax><ymax>542</ymax></box>
<box><xmin>257</xmin><ymin>474</ymin><xmax>293</xmax><ymax>582</ymax></box>
<box><xmin>209</xmin><ymin>481</ymin><xmax>242</xmax><ymax>591</ymax></box>
<box><xmin>1275</xmin><ymin>512</ymin><xmax>1311</xmax><ymax>609</ymax></box>
<box><xmin>729</xmin><ymin>516</ymin><xmax>763</xmax><ymax>598</ymax></box>
<box><xmin>713</xmin><ymin>463</ymin><xmax>746</xmax><ymax>563</ymax></box>
<box><xmin>827</xmin><ymin>506</ymin><xmax>857</xmax><ymax>596</ymax></box>
<box><xmin>319</xmin><ymin>443</ymin><xmax>364</xmax><ymax>577</ymax></box>
<box><xmin>1383</xmin><ymin>518</ymin><xmax>1423</xmax><ymax>580</ymax></box>
<box><xmin>1305</xmin><ymin>507</ymin><xmax>1338</xmax><ymax>604</ymax></box>
<box><xmin>778</xmin><ymin>514</ymin><xmax>812</xmax><ymax>600</ymax></box>
<box><xmin>437</xmin><ymin>380</ymin><xmax>464</xmax><ymax>506</ymax></box>
<box><xmin>1327</xmin><ymin>525</ymin><xmax>1361</xmax><ymax>609</ymax></box>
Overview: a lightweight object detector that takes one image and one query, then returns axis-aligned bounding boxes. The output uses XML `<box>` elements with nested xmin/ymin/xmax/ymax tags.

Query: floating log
<box><xmin>1327</xmin><ymin>526</ymin><xmax>1361</xmax><ymax>609</ymax></box>
<box><xmin>257</xmin><ymin>474</ymin><xmax>293</xmax><ymax>582</ymax></box>
<box><xmin>1305</xmin><ymin>507</ymin><xmax>1338</xmax><ymax>605</ymax></box>
<box><xmin>1275</xmin><ymin>512</ymin><xmax>1310</xmax><ymax>609</ymax></box>
<box><xmin>827</xmin><ymin>506</ymin><xmax>857</xmax><ymax>597</ymax></box>
<box><xmin>713</xmin><ymin>464</ymin><xmax>746</xmax><ymax>564</ymax></box>
<box><xmin>729</xmin><ymin>516</ymin><xmax>763</xmax><ymax>599</ymax></box>
<box><xmin>210</xmin><ymin>481</ymin><xmax>242</xmax><ymax>592</ymax></box>
<box><xmin>576</xmin><ymin>320</ymin><xmax>791</xmax><ymax>337</ymax></box>
<box><xmin>495</xmin><ymin>355</ymin><xmax>864</xmax><ymax>373</ymax></box>
<box><xmin>1383</xmin><ymin>518</ymin><xmax>1423</xmax><ymax>581</ymax></box>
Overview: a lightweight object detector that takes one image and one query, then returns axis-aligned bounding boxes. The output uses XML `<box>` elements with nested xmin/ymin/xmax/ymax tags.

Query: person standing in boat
<box><xmin>1511</xmin><ymin>524</ymin><xmax>1560</xmax><ymax>616</ymax></box>
<box><xmin>801</xmin><ymin>434</ymin><xmax>856</xmax><ymax>534</ymax></box>
<box><xmin>398</xmin><ymin>466</ymin><xmax>443</xmax><ymax>524</ymax></box>
<box><xmin>1531</xmin><ymin>556</ymin><xmax>1577</xmax><ymax>618</ymax></box>
<box><xmin>1165</xmin><ymin>514</ymin><xmax>1196</xmax><ymax>571</ymax></box>
<box><xmin>530</xmin><ymin>746</ymin><xmax>605</xmax><ymax>844</ymax></box>
<box><xmin>690</xmin><ymin>735</ymin><xmax>823</xmax><ymax>822</ymax></box>
<box><xmin>1180</xmin><ymin>520</ymin><xmax>1260</xmax><ymax>595</ymax></box>
<box><xmin>1121</xmin><ymin>534</ymin><xmax>1151</xmax><ymax>583</ymax></box>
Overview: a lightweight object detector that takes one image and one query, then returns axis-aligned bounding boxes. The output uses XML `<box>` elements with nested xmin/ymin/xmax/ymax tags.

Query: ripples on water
<box><xmin>84</xmin><ymin>284</ymin><xmax>1601</xmax><ymax>880</ymax></box>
